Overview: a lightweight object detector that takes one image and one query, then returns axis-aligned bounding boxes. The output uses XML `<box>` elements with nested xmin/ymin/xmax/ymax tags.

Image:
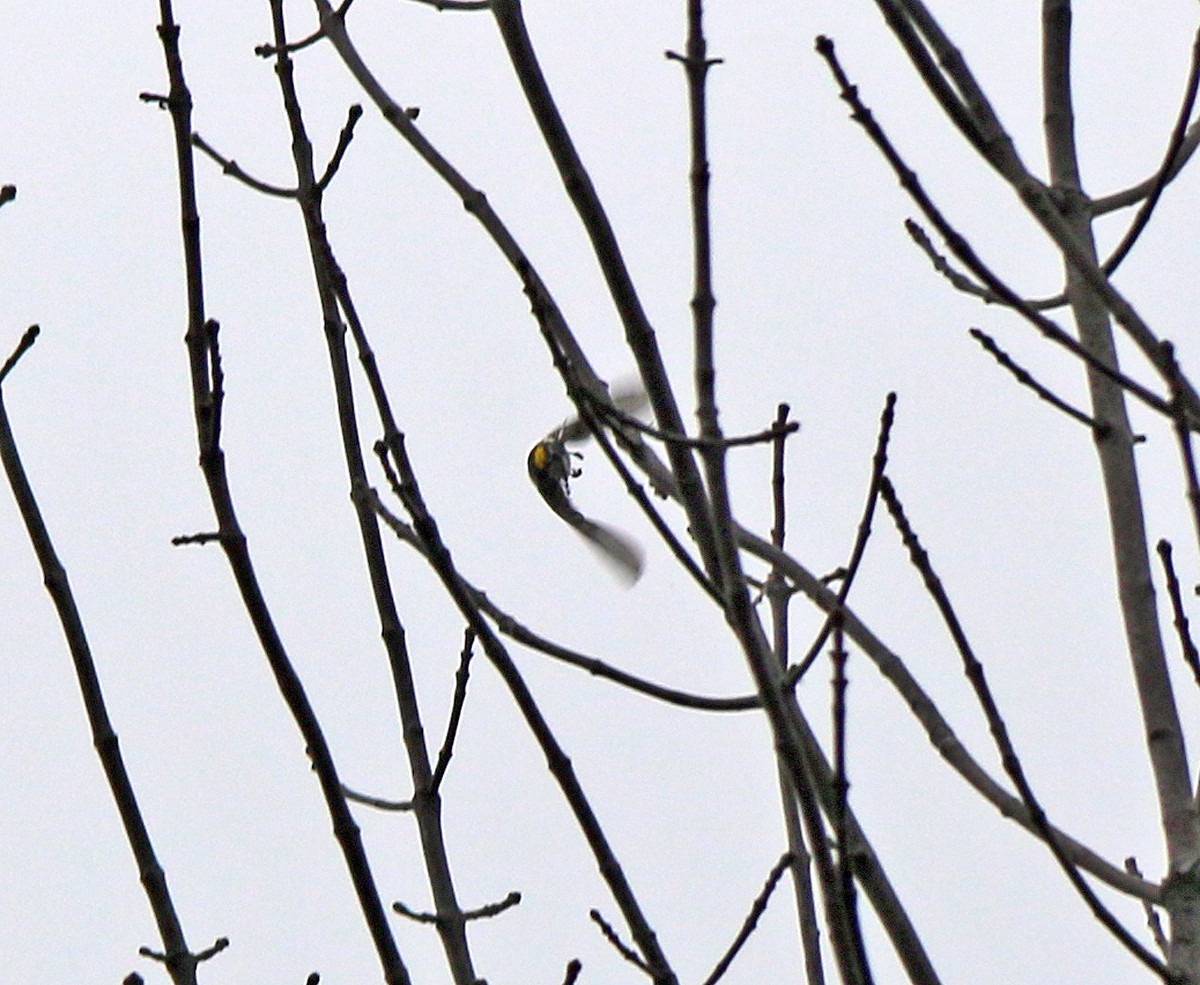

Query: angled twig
<box><xmin>591</xmin><ymin>394</ymin><xmax>799</xmax><ymax>450</ymax></box>
<box><xmin>789</xmin><ymin>393</ymin><xmax>896</xmax><ymax>685</ymax></box>
<box><xmin>0</xmin><ymin>183</ymin><xmax>15</xmax><ymax>209</ymax></box>
<box><xmin>968</xmin><ymin>327</ymin><xmax>1112</xmax><ymax>436</ymax></box>
<box><xmin>1101</xmin><ymin>26</ymin><xmax>1200</xmax><ymax>274</ymax></box>
<box><xmin>879</xmin><ymin>475</ymin><xmax>1171</xmax><ymax>981</ymax></box>
<box><xmin>907</xmin><ymin>218</ymin><xmax>1073</xmax><ymax>313</ymax></box>
<box><xmin>254</xmin><ymin>0</ymin><xmax>352</xmax><ymax>57</ymax></box>
<box><xmin>829</xmin><ymin>622</ymin><xmax>874</xmax><ymax>985</ymax></box>
<box><xmin>431</xmin><ymin>628</ymin><xmax>476</xmax><ymax>793</ymax></box>
<box><xmin>191</xmin><ymin>132</ymin><xmax>296</xmax><ymax>197</ymax></box>
<box><xmin>341</xmin><ymin>783</ymin><xmax>414</xmax><ymax>812</ymax></box>
<box><xmin>561</xmin><ymin>959</ymin><xmax>583</xmax><ymax>985</ymax></box>
<box><xmin>394</xmin><ymin>891</ymin><xmax>521</xmax><ymax>923</ymax></box>
<box><xmin>905</xmin><ymin>219</ymin><xmax>991</xmax><ymax>302</ymax></box>
<box><xmin>701</xmin><ymin>853</ymin><xmax>795</xmax><ymax>985</ymax></box>
<box><xmin>1156</xmin><ymin>540</ymin><xmax>1200</xmax><ymax>688</ymax></box>
<box><xmin>316</xmin><ymin>104</ymin><xmax>364</xmax><ymax>191</ymax></box>
<box><xmin>0</xmin><ymin>324</ymin><xmax>39</xmax><ymax>385</ymax></box>
<box><xmin>1162</xmin><ymin>342</ymin><xmax>1200</xmax><ymax>555</ymax></box>
<box><xmin>1126</xmin><ymin>857</ymin><xmax>1170</xmax><ymax>958</ymax></box>
<box><xmin>1092</xmin><ymin>118</ymin><xmax>1200</xmax><ymax>215</ymax></box>
<box><xmin>589</xmin><ymin>909</ymin><xmax>652</xmax><ymax>975</ymax></box>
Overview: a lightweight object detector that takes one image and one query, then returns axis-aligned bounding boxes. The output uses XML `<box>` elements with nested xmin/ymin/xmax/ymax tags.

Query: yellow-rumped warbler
<box><xmin>527</xmin><ymin>384</ymin><xmax>647</xmax><ymax>584</ymax></box>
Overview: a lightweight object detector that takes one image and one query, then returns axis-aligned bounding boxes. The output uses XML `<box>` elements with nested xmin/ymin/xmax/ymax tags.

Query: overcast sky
<box><xmin>2</xmin><ymin>2</ymin><xmax>1199</xmax><ymax>984</ymax></box>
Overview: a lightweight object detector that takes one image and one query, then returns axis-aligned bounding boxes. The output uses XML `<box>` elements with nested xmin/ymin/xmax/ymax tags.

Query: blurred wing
<box><xmin>565</xmin><ymin>511</ymin><xmax>645</xmax><ymax>586</ymax></box>
<box><xmin>531</xmin><ymin>469</ymin><xmax>644</xmax><ymax>586</ymax></box>
<box><xmin>558</xmin><ymin>381</ymin><xmax>648</xmax><ymax>445</ymax></box>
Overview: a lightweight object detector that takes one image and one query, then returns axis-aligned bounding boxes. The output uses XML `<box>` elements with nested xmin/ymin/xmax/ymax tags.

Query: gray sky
<box><xmin>2</xmin><ymin>2</ymin><xmax>1198</xmax><ymax>983</ymax></box>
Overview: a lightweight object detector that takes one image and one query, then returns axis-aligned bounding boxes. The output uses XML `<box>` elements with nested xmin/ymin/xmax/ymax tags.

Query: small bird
<box><xmin>528</xmin><ymin>384</ymin><xmax>647</xmax><ymax>585</ymax></box>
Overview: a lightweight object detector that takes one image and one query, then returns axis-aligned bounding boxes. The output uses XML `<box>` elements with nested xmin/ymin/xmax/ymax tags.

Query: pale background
<box><xmin>1</xmin><ymin>2</ymin><xmax>1197</xmax><ymax>983</ymax></box>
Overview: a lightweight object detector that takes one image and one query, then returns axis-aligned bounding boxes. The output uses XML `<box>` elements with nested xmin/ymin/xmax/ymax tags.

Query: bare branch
<box><xmin>402</xmin><ymin>0</ymin><xmax>491</xmax><ymax>9</ymax></box>
<box><xmin>736</xmin><ymin>525</ymin><xmax>1161</xmax><ymax>904</ymax></box>
<box><xmin>1</xmin><ymin>338</ymin><xmax>208</xmax><ymax>984</ymax></box>
<box><xmin>879</xmin><ymin>475</ymin><xmax>1171</xmax><ymax>980</ymax></box>
<box><xmin>153</xmin><ymin>4</ymin><xmax>411</xmax><ymax>979</ymax></box>
<box><xmin>394</xmin><ymin>892</ymin><xmax>521</xmax><ymax>923</ymax></box>
<box><xmin>813</xmin><ymin>36</ymin><xmax>1179</xmax><ymax>427</ymax></box>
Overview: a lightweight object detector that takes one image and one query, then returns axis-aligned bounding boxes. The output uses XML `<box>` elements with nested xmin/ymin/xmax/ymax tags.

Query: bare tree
<box><xmin>3</xmin><ymin>2</ymin><xmax>1200</xmax><ymax>983</ymax></box>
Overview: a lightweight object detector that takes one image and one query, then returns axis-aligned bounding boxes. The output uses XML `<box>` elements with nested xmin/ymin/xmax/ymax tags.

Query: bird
<box><xmin>527</xmin><ymin>383</ymin><xmax>647</xmax><ymax>585</ymax></box>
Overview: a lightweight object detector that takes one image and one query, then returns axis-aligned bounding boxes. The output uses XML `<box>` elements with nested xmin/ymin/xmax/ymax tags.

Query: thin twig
<box><xmin>316</xmin><ymin>104</ymin><xmax>365</xmax><ymax>192</ymax></box>
<box><xmin>1163</xmin><ymin>342</ymin><xmax>1200</xmax><ymax>555</ymax></box>
<box><xmin>764</xmin><ymin>406</ymin><xmax>825</xmax><ymax>985</ymax></box>
<box><xmin>190</xmin><ymin>132</ymin><xmax>296</xmax><ymax>197</ymax></box>
<box><xmin>431</xmin><ymin>629</ymin><xmax>476</xmax><ymax>793</ymax></box>
<box><xmin>1156</xmin><ymin>541</ymin><xmax>1200</xmax><ymax>688</ymax></box>
<box><xmin>341</xmin><ymin>783</ymin><xmax>414</xmax><ymax>812</ymax></box>
<box><xmin>1099</xmin><ymin>24</ymin><xmax>1200</xmax><ymax>271</ymax></box>
<box><xmin>879</xmin><ymin>475</ymin><xmax>1172</xmax><ymax>980</ymax></box>
<box><xmin>789</xmin><ymin>393</ymin><xmax>896</xmax><ymax>684</ymax></box>
<box><xmin>701</xmin><ymin>853</ymin><xmax>795</xmax><ymax>985</ymax></box>
<box><xmin>0</xmin><ymin>327</ymin><xmax>210</xmax><ymax>985</ymax></box>
<box><xmin>0</xmin><ymin>324</ymin><xmax>39</xmax><ymax>385</ymax></box>
<box><xmin>394</xmin><ymin>891</ymin><xmax>521</xmax><ymax>923</ymax></box>
<box><xmin>1126</xmin><ymin>857</ymin><xmax>1170</xmax><ymax>958</ymax></box>
<box><xmin>590</xmin><ymin>387</ymin><xmax>797</xmax><ymax>449</ymax></box>
<box><xmin>589</xmin><ymin>909</ymin><xmax>652</xmax><ymax>974</ymax></box>
<box><xmin>968</xmin><ymin>327</ymin><xmax>1108</xmax><ymax>435</ymax></box>
<box><xmin>403</xmin><ymin>0</ymin><xmax>491</xmax><ymax>9</ymax></box>
<box><xmin>905</xmin><ymin>220</ymin><xmax>991</xmax><ymax>302</ymax></box>
<box><xmin>254</xmin><ymin>0</ymin><xmax>352</xmax><ymax>57</ymax></box>
<box><xmin>830</xmin><ymin>622</ymin><xmax>874</xmax><ymax>984</ymax></box>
